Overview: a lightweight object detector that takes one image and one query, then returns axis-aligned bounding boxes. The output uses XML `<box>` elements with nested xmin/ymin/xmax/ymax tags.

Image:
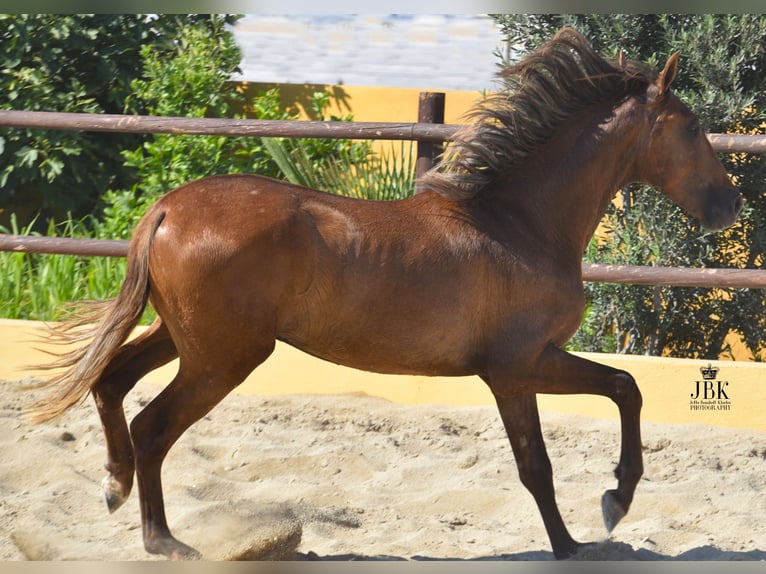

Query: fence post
<box><xmin>415</xmin><ymin>92</ymin><xmax>446</xmax><ymax>193</ymax></box>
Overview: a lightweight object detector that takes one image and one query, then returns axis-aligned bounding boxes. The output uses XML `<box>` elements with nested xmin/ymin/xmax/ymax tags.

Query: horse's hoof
<box><xmin>601</xmin><ymin>489</ymin><xmax>627</xmax><ymax>532</ymax></box>
<box><xmin>101</xmin><ymin>475</ymin><xmax>128</xmax><ymax>513</ymax></box>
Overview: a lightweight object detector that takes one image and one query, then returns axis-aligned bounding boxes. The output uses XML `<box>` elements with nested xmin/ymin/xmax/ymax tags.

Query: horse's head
<box><xmin>640</xmin><ymin>53</ymin><xmax>743</xmax><ymax>230</ymax></box>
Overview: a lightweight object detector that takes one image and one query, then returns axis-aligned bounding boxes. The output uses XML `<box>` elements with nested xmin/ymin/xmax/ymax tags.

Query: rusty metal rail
<box><xmin>1</xmin><ymin>233</ymin><xmax>764</xmax><ymax>289</ymax></box>
<box><xmin>0</xmin><ymin>234</ymin><xmax>130</xmax><ymax>258</ymax></box>
<box><xmin>2</xmin><ymin>109</ymin><xmax>766</xmax><ymax>152</ymax></box>
<box><xmin>580</xmin><ymin>263</ymin><xmax>766</xmax><ymax>289</ymax></box>
<box><xmin>0</xmin><ymin>110</ymin><xmax>455</xmax><ymax>143</ymax></box>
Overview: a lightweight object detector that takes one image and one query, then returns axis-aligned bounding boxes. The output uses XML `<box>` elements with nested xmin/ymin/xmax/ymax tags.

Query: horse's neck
<box><xmin>499</xmin><ymin>105</ymin><xmax>645</xmax><ymax>260</ymax></box>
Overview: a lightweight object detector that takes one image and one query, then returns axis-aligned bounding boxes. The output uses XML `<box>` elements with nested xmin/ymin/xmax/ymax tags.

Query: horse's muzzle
<box><xmin>702</xmin><ymin>186</ymin><xmax>743</xmax><ymax>231</ymax></box>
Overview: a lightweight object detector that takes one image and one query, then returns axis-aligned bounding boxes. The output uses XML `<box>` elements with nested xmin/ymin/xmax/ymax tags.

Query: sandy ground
<box><xmin>1</xmin><ymin>377</ymin><xmax>765</xmax><ymax>562</ymax></box>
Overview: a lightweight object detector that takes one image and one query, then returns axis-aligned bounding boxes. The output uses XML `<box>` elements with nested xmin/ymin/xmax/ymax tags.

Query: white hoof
<box><xmin>102</xmin><ymin>475</ymin><xmax>128</xmax><ymax>513</ymax></box>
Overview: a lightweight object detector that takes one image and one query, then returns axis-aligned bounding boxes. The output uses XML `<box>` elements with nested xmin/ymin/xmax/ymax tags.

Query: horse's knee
<box><xmin>611</xmin><ymin>371</ymin><xmax>642</xmax><ymax>410</ymax></box>
<box><xmin>92</xmin><ymin>378</ymin><xmax>122</xmax><ymax>410</ymax></box>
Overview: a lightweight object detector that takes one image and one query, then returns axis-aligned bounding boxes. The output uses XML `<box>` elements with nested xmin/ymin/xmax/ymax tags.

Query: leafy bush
<box><xmin>0</xmin><ymin>14</ymin><xmax>240</xmax><ymax>229</ymax></box>
<box><xmin>264</xmin><ymin>138</ymin><xmax>415</xmax><ymax>200</ymax></box>
<box><xmin>98</xmin><ymin>22</ymin><xmax>373</xmax><ymax>240</ymax></box>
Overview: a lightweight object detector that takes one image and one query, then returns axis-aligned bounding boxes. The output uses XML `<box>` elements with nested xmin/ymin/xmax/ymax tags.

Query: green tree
<box><xmin>491</xmin><ymin>14</ymin><xmax>766</xmax><ymax>359</ymax></box>
<box><xmin>97</xmin><ymin>20</ymin><xmax>371</xmax><ymax>240</ymax></box>
<box><xmin>0</xmin><ymin>14</ymin><xmax>240</xmax><ymax>229</ymax></box>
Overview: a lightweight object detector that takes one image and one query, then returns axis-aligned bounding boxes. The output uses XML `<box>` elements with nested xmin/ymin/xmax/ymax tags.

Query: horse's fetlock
<box><xmin>104</xmin><ymin>459</ymin><xmax>132</xmax><ymax>475</ymax></box>
<box><xmin>614</xmin><ymin>460</ymin><xmax>643</xmax><ymax>485</ymax></box>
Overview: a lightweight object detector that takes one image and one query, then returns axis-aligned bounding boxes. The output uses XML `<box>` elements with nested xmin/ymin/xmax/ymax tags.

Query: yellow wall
<box><xmin>2</xmin><ymin>319</ymin><xmax>763</xmax><ymax>431</ymax></box>
<box><xmin>233</xmin><ymin>81</ymin><xmax>480</xmax><ymax>124</ymax></box>
<box><xmin>232</xmin><ymin>81</ymin><xmax>478</xmax><ymax>160</ymax></box>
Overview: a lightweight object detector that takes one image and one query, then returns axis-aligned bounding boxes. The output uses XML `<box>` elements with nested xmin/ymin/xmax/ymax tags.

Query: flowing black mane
<box><xmin>421</xmin><ymin>28</ymin><xmax>658</xmax><ymax>200</ymax></box>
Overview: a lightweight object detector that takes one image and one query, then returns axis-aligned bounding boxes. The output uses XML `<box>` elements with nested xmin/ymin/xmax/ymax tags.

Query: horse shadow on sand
<box><xmin>297</xmin><ymin>540</ymin><xmax>766</xmax><ymax>561</ymax></box>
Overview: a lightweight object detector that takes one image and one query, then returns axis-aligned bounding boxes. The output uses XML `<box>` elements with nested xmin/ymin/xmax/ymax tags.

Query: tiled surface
<box><xmin>231</xmin><ymin>14</ymin><xmax>505</xmax><ymax>91</ymax></box>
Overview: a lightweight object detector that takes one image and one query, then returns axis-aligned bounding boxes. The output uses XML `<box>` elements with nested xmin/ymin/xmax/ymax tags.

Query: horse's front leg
<box><xmin>487</xmin><ymin>344</ymin><xmax>644</xmax><ymax>548</ymax></box>
<box><xmin>491</xmin><ymin>391</ymin><xmax>581</xmax><ymax>559</ymax></box>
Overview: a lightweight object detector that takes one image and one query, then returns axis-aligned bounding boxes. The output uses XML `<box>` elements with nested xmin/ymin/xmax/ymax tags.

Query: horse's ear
<box><xmin>658</xmin><ymin>52</ymin><xmax>680</xmax><ymax>95</ymax></box>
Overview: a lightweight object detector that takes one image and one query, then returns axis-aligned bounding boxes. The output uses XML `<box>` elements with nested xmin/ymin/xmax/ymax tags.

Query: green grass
<box><xmin>0</xmin><ymin>214</ymin><xmax>128</xmax><ymax>322</ymax></box>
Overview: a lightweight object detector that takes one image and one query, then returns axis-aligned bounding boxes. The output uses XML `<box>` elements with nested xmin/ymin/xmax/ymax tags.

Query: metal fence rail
<box><xmin>580</xmin><ymin>263</ymin><xmax>766</xmax><ymax>289</ymax></box>
<box><xmin>0</xmin><ymin>110</ymin><xmax>455</xmax><ymax>142</ymax></box>
<box><xmin>0</xmin><ymin>231</ymin><xmax>764</xmax><ymax>288</ymax></box>
<box><xmin>2</xmin><ymin>109</ymin><xmax>766</xmax><ymax>151</ymax></box>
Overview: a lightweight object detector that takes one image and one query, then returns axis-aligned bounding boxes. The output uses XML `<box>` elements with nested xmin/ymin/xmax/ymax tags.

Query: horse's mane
<box><xmin>421</xmin><ymin>28</ymin><xmax>658</xmax><ymax>200</ymax></box>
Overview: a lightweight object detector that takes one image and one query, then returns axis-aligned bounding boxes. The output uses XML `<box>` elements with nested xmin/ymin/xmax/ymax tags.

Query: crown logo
<box><xmin>700</xmin><ymin>363</ymin><xmax>719</xmax><ymax>380</ymax></box>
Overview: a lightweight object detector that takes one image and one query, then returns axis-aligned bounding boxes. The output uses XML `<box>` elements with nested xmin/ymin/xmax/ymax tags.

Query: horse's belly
<box><xmin>278</xmin><ymin>319</ymin><xmax>482</xmax><ymax>378</ymax></box>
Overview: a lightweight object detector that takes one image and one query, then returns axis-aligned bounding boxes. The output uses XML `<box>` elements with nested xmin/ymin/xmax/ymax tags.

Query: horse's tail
<box><xmin>28</xmin><ymin>210</ymin><xmax>166</xmax><ymax>424</ymax></box>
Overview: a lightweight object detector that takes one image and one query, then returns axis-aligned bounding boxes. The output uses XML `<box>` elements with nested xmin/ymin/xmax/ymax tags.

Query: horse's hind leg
<box><xmin>128</xmin><ymin>336</ymin><xmax>275</xmax><ymax>559</ymax></box>
<box><xmin>91</xmin><ymin>318</ymin><xmax>178</xmax><ymax>513</ymax></box>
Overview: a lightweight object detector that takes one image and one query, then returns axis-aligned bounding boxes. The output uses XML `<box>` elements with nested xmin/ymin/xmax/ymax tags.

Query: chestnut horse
<box><xmin>31</xmin><ymin>29</ymin><xmax>742</xmax><ymax>560</ymax></box>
